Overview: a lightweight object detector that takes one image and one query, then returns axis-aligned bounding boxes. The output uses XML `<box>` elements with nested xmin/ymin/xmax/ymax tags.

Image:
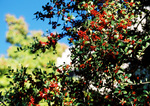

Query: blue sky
<box><xmin>0</xmin><ymin>0</ymin><xmax>69</xmax><ymax>56</ymax></box>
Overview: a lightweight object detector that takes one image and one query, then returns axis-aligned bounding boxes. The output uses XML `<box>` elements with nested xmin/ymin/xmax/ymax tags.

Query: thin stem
<box><xmin>135</xmin><ymin>13</ymin><xmax>148</xmax><ymax>31</ymax></box>
<box><xmin>123</xmin><ymin>81</ymin><xmax>150</xmax><ymax>86</ymax></box>
<box><xmin>48</xmin><ymin>101</ymin><xmax>51</xmax><ymax>106</ymax></box>
<box><xmin>0</xmin><ymin>101</ymin><xmax>7</xmax><ymax>106</ymax></box>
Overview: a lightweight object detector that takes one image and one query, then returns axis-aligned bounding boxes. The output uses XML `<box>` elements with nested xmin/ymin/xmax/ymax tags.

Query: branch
<box><xmin>135</xmin><ymin>13</ymin><xmax>148</xmax><ymax>31</ymax></box>
<box><xmin>0</xmin><ymin>101</ymin><xmax>7</xmax><ymax>106</ymax></box>
<box><xmin>132</xmin><ymin>81</ymin><xmax>150</xmax><ymax>85</ymax></box>
<box><xmin>125</xmin><ymin>81</ymin><xmax>150</xmax><ymax>86</ymax></box>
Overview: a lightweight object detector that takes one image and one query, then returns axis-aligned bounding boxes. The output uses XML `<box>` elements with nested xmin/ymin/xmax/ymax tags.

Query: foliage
<box><xmin>0</xmin><ymin>14</ymin><xmax>67</xmax><ymax>100</ymax></box>
<box><xmin>1</xmin><ymin>0</ymin><xmax>150</xmax><ymax>106</ymax></box>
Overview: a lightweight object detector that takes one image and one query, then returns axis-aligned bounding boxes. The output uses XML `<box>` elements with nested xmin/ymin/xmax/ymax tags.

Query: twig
<box><xmin>135</xmin><ymin>13</ymin><xmax>148</xmax><ymax>31</ymax></box>
<box><xmin>132</xmin><ymin>81</ymin><xmax>150</xmax><ymax>85</ymax></box>
<box><xmin>0</xmin><ymin>101</ymin><xmax>7</xmax><ymax>106</ymax></box>
<box><xmin>124</xmin><ymin>81</ymin><xmax>150</xmax><ymax>86</ymax></box>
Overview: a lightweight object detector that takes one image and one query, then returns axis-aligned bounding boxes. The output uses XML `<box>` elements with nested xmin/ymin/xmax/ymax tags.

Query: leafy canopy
<box><xmin>1</xmin><ymin>0</ymin><xmax>150</xmax><ymax>106</ymax></box>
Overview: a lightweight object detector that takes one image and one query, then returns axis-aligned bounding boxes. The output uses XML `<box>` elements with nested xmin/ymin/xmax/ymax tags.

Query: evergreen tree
<box><xmin>0</xmin><ymin>14</ymin><xmax>67</xmax><ymax>91</ymax></box>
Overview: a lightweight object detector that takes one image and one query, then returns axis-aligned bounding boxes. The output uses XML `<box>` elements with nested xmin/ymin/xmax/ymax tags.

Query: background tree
<box><xmin>0</xmin><ymin>14</ymin><xmax>67</xmax><ymax>93</ymax></box>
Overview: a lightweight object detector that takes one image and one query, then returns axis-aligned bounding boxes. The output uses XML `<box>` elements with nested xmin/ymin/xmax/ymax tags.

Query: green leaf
<box><xmin>127</xmin><ymin>74</ymin><xmax>132</xmax><ymax>78</ymax></box>
<box><xmin>114</xmin><ymin>90</ymin><xmax>119</xmax><ymax>94</ymax></box>
<box><xmin>127</xmin><ymin>80</ymin><xmax>133</xmax><ymax>84</ymax></box>
<box><xmin>111</xmin><ymin>21</ymin><xmax>115</xmax><ymax>25</ymax></box>
<box><xmin>146</xmin><ymin>42</ymin><xmax>149</xmax><ymax>47</ymax></box>
<box><xmin>143</xmin><ymin>90</ymin><xmax>148</xmax><ymax>94</ymax></box>
<box><xmin>84</xmin><ymin>41</ymin><xmax>90</xmax><ymax>45</ymax></box>
<box><xmin>123</xmin><ymin>91</ymin><xmax>127</xmax><ymax>94</ymax></box>
<box><xmin>117</xmin><ymin>70</ymin><xmax>123</xmax><ymax>74</ymax></box>
<box><xmin>76</xmin><ymin>103</ymin><xmax>84</xmax><ymax>106</ymax></box>
<box><xmin>119</xmin><ymin>42</ymin><xmax>125</xmax><ymax>47</ymax></box>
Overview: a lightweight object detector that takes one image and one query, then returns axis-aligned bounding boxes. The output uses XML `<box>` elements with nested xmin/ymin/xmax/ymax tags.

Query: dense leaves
<box><xmin>0</xmin><ymin>14</ymin><xmax>67</xmax><ymax>105</ymax></box>
<box><xmin>1</xmin><ymin>0</ymin><xmax>150</xmax><ymax>106</ymax></box>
